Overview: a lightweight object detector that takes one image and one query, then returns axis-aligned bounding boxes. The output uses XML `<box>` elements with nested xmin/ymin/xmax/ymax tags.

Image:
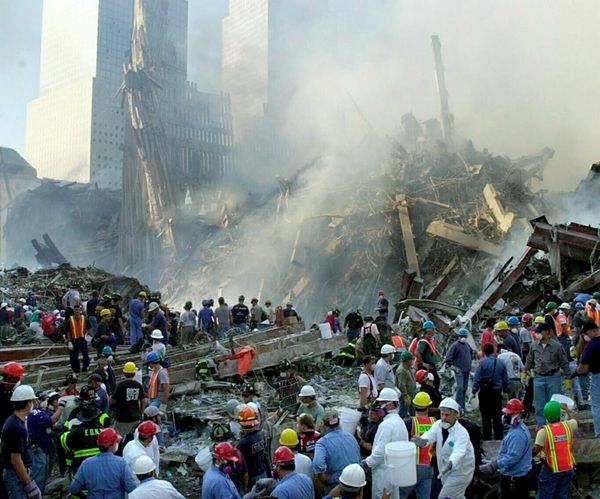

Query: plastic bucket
<box><xmin>551</xmin><ymin>393</ymin><xmax>575</xmax><ymax>410</ymax></box>
<box><xmin>319</xmin><ymin>322</ymin><xmax>333</xmax><ymax>339</ymax></box>
<box><xmin>384</xmin><ymin>441</ymin><xmax>417</xmax><ymax>486</ymax></box>
<box><xmin>195</xmin><ymin>446</ymin><xmax>212</xmax><ymax>472</ymax></box>
<box><xmin>339</xmin><ymin>407</ymin><xmax>362</xmax><ymax>435</ymax></box>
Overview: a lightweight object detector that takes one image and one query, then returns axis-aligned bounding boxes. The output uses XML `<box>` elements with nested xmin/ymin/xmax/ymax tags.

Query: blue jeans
<box><xmin>88</xmin><ymin>315</ymin><xmax>98</xmax><ymax>335</ymax></box>
<box><xmin>537</xmin><ymin>464</ymin><xmax>573</xmax><ymax>499</ymax></box>
<box><xmin>3</xmin><ymin>469</ymin><xmax>27</xmax><ymax>499</ymax></box>
<box><xmin>130</xmin><ymin>318</ymin><xmax>142</xmax><ymax>346</ymax></box>
<box><xmin>347</xmin><ymin>328</ymin><xmax>359</xmax><ymax>342</ymax></box>
<box><xmin>533</xmin><ymin>373</ymin><xmax>562</xmax><ymax>428</ymax></box>
<box><xmin>30</xmin><ymin>447</ymin><xmax>48</xmax><ymax>494</ymax></box>
<box><xmin>591</xmin><ymin>372</ymin><xmax>600</xmax><ymax>437</ymax></box>
<box><xmin>399</xmin><ymin>464</ymin><xmax>433</xmax><ymax>499</ymax></box>
<box><xmin>454</xmin><ymin>371</ymin><xmax>469</xmax><ymax>409</ymax></box>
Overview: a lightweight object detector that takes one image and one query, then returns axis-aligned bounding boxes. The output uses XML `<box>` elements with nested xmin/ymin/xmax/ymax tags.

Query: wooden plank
<box><xmin>426</xmin><ymin>220</ymin><xmax>502</xmax><ymax>257</ymax></box>
<box><xmin>396</xmin><ymin>195</ymin><xmax>420</xmax><ymax>276</ymax></box>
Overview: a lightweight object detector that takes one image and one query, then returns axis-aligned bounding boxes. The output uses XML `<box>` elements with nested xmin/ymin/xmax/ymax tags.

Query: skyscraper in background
<box><xmin>26</xmin><ymin>0</ymin><xmax>133</xmax><ymax>189</ymax></box>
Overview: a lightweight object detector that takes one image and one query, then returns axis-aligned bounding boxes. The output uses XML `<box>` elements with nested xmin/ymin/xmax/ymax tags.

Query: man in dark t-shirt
<box><xmin>111</xmin><ymin>362</ymin><xmax>147</xmax><ymax>437</ymax></box>
<box><xmin>231</xmin><ymin>296</ymin><xmax>250</xmax><ymax>332</ymax></box>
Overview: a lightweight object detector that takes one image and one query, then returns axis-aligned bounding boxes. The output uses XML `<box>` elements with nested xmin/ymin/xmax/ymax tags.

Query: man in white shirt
<box><xmin>123</xmin><ymin>421</ymin><xmax>161</xmax><ymax>476</ymax></box>
<box><xmin>374</xmin><ymin>345</ymin><xmax>396</xmax><ymax>391</ymax></box>
<box><xmin>498</xmin><ymin>346</ymin><xmax>525</xmax><ymax>399</ymax></box>
<box><xmin>129</xmin><ymin>456</ymin><xmax>184</xmax><ymax>499</ymax></box>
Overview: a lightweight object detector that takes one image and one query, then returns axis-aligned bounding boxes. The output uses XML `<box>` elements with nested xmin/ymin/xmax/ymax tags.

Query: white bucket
<box><xmin>384</xmin><ymin>441</ymin><xmax>417</xmax><ymax>486</ymax></box>
<box><xmin>339</xmin><ymin>407</ymin><xmax>362</xmax><ymax>435</ymax></box>
<box><xmin>195</xmin><ymin>446</ymin><xmax>212</xmax><ymax>472</ymax></box>
<box><xmin>319</xmin><ymin>322</ymin><xmax>333</xmax><ymax>339</ymax></box>
<box><xmin>551</xmin><ymin>393</ymin><xmax>575</xmax><ymax>410</ymax></box>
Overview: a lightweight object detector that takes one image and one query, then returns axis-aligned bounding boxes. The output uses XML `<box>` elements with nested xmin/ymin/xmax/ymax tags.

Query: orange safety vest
<box><xmin>392</xmin><ymin>336</ymin><xmax>405</xmax><ymax>349</ymax></box>
<box><xmin>411</xmin><ymin>416</ymin><xmax>436</xmax><ymax>465</ymax></box>
<box><xmin>69</xmin><ymin>316</ymin><xmax>86</xmax><ymax>340</ymax></box>
<box><xmin>585</xmin><ymin>304</ymin><xmax>600</xmax><ymax>327</ymax></box>
<box><xmin>147</xmin><ymin>367</ymin><xmax>163</xmax><ymax>399</ymax></box>
<box><xmin>557</xmin><ymin>313</ymin><xmax>571</xmax><ymax>338</ymax></box>
<box><xmin>544</xmin><ymin>422</ymin><xmax>575</xmax><ymax>473</ymax></box>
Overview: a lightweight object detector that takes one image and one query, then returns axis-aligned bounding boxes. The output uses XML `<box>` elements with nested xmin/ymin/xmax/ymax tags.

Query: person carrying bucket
<box><xmin>360</xmin><ymin>387</ymin><xmax>408</xmax><ymax>499</ymax></box>
<box><xmin>412</xmin><ymin>397</ymin><xmax>475</xmax><ymax>499</ymax></box>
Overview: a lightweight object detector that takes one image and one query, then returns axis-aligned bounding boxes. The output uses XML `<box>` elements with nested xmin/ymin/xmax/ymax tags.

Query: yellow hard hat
<box><xmin>123</xmin><ymin>362</ymin><xmax>137</xmax><ymax>374</ymax></box>
<box><xmin>100</xmin><ymin>308</ymin><xmax>112</xmax><ymax>318</ymax></box>
<box><xmin>279</xmin><ymin>428</ymin><xmax>300</xmax><ymax>447</ymax></box>
<box><xmin>413</xmin><ymin>391</ymin><xmax>432</xmax><ymax>408</ymax></box>
<box><xmin>534</xmin><ymin>316</ymin><xmax>545</xmax><ymax>324</ymax></box>
<box><xmin>494</xmin><ymin>321</ymin><xmax>509</xmax><ymax>331</ymax></box>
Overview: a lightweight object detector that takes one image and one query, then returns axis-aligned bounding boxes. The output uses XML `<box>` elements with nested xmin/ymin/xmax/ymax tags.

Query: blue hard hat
<box><xmin>457</xmin><ymin>328</ymin><xmax>469</xmax><ymax>337</ymax></box>
<box><xmin>507</xmin><ymin>316</ymin><xmax>520</xmax><ymax>326</ymax></box>
<box><xmin>101</xmin><ymin>346</ymin><xmax>114</xmax><ymax>356</ymax></box>
<box><xmin>575</xmin><ymin>302</ymin><xmax>585</xmax><ymax>310</ymax></box>
<box><xmin>146</xmin><ymin>352</ymin><xmax>160</xmax><ymax>363</ymax></box>
<box><xmin>423</xmin><ymin>320</ymin><xmax>435</xmax><ymax>330</ymax></box>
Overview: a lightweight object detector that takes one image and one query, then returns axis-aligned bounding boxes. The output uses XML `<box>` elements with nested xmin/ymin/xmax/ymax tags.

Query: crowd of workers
<box><xmin>0</xmin><ymin>284</ymin><xmax>599</xmax><ymax>498</ymax></box>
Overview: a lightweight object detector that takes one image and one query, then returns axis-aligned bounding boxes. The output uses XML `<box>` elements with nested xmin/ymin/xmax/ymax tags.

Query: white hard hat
<box><xmin>18</xmin><ymin>298</ymin><xmax>26</xmax><ymax>304</ymax></box>
<box><xmin>0</xmin><ymin>303</ymin><xmax>7</xmax><ymax>309</ymax></box>
<box><xmin>339</xmin><ymin>463</ymin><xmax>367</xmax><ymax>488</ymax></box>
<box><xmin>439</xmin><ymin>397</ymin><xmax>460</xmax><ymax>413</ymax></box>
<box><xmin>10</xmin><ymin>385</ymin><xmax>37</xmax><ymax>402</ymax></box>
<box><xmin>132</xmin><ymin>455</ymin><xmax>156</xmax><ymax>474</ymax></box>
<box><xmin>299</xmin><ymin>385</ymin><xmax>316</xmax><ymax>397</ymax></box>
<box><xmin>380</xmin><ymin>344</ymin><xmax>395</xmax><ymax>355</ymax></box>
<box><xmin>150</xmin><ymin>329</ymin><xmax>163</xmax><ymax>340</ymax></box>
<box><xmin>376</xmin><ymin>387</ymin><xmax>399</xmax><ymax>402</ymax></box>
<box><xmin>246</xmin><ymin>401</ymin><xmax>259</xmax><ymax>414</ymax></box>
<box><xmin>559</xmin><ymin>302</ymin><xmax>571</xmax><ymax>310</ymax></box>
<box><xmin>148</xmin><ymin>302</ymin><xmax>159</xmax><ymax>312</ymax></box>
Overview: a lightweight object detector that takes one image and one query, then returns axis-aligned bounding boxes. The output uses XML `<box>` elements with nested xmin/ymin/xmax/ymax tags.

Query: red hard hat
<box><xmin>2</xmin><ymin>362</ymin><xmax>25</xmax><ymax>378</ymax></box>
<box><xmin>213</xmin><ymin>442</ymin><xmax>239</xmax><ymax>462</ymax></box>
<box><xmin>415</xmin><ymin>369</ymin><xmax>429</xmax><ymax>384</ymax></box>
<box><xmin>97</xmin><ymin>428</ymin><xmax>122</xmax><ymax>447</ymax></box>
<box><xmin>378</xmin><ymin>290</ymin><xmax>385</xmax><ymax>296</ymax></box>
<box><xmin>272</xmin><ymin>446</ymin><xmax>295</xmax><ymax>464</ymax></box>
<box><xmin>137</xmin><ymin>421</ymin><xmax>159</xmax><ymax>437</ymax></box>
<box><xmin>502</xmin><ymin>398</ymin><xmax>525</xmax><ymax>415</ymax></box>
<box><xmin>522</xmin><ymin>313</ymin><xmax>533</xmax><ymax>323</ymax></box>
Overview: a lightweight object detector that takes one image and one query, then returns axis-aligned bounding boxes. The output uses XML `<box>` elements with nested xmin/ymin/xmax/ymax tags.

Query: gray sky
<box><xmin>1</xmin><ymin>0</ymin><xmax>599</xmax><ymax>190</ymax></box>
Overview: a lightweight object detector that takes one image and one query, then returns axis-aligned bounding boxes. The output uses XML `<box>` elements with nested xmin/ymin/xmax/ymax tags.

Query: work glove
<box><xmin>411</xmin><ymin>436</ymin><xmax>428</xmax><ymax>448</ymax></box>
<box><xmin>24</xmin><ymin>481</ymin><xmax>42</xmax><ymax>499</ymax></box>
<box><xmin>243</xmin><ymin>478</ymin><xmax>276</xmax><ymax>498</ymax></box>
<box><xmin>67</xmin><ymin>341</ymin><xmax>74</xmax><ymax>351</ymax></box>
<box><xmin>479</xmin><ymin>460</ymin><xmax>498</xmax><ymax>474</ymax></box>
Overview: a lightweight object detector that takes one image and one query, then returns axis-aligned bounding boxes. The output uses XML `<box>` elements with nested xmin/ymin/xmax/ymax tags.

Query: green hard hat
<box><xmin>546</xmin><ymin>301</ymin><xmax>557</xmax><ymax>311</ymax></box>
<box><xmin>593</xmin><ymin>292</ymin><xmax>600</xmax><ymax>299</ymax></box>
<box><xmin>185</xmin><ymin>301</ymin><xmax>192</xmax><ymax>309</ymax></box>
<box><xmin>543</xmin><ymin>400</ymin><xmax>561</xmax><ymax>423</ymax></box>
<box><xmin>401</xmin><ymin>351</ymin><xmax>413</xmax><ymax>361</ymax></box>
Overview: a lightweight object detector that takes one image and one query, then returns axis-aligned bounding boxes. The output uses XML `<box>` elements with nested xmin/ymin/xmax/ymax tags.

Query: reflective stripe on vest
<box><xmin>544</xmin><ymin>422</ymin><xmax>575</xmax><ymax>472</ymax></box>
<box><xmin>412</xmin><ymin>416</ymin><xmax>436</xmax><ymax>465</ymax></box>
<box><xmin>73</xmin><ymin>447</ymin><xmax>100</xmax><ymax>459</ymax></box>
<box><xmin>147</xmin><ymin>367</ymin><xmax>162</xmax><ymax>399</ymax></box>
<box><xmin>69</xmin><ymin>316</ymin><xmax>86</xmax><ymax>339</ymax></box>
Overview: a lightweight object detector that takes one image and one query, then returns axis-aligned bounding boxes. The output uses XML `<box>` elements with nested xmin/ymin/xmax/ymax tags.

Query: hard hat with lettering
<box><xmin>439</xmin><ymin>397</ymin><xmax>460</xmax><ymax>413</ymax></box>
<box><xmin>503</xmin><ymin>398</ymin><xmax>525</xmax><ymax>415</ymax></box>
<box><xmin>212</xmin><ymin>442</ymin><xmax>239</xmax><ymax>462</ymax></box>
<box><xmin>279</xmin><ymin>428</ymin><xmax>300</xmax><ymax>447</ymax></box>
<box><xmin>495</xmin><ymin>321</ymin><xmax>509</xmax><ymax>331</ymax></box>
<box><xmin>339</xmin><ymin>463</ymin><xmax>367</xmax><ymax>488</ymax></box>
<box><xmin>272</xmin><ymin>446</ymin><xmax>295</xmax><ymax>464</ymax></box>
<box><xmin>10</xmin><ymin>385</ymin><xmax>37</xmax><ymax>402</ymax></box>
<box><xmin>413</xmin><ymin>391</ymin><xmax>433</xmax><ymax>408</ymax></box>
<box><xmin>2</xmin><ymin>362</ymin><xmax>25</xmax><ymax>378</ymax></box>
<box><xmin>376</xmin><ymin>387</ymin><xmax>399</xmax><ymax>402</ymax></box>
<box><xmin>123</xmin><ymin>362</ymin><xmax>137</xmax><ymax>374</ymax></box>
<box><xmin>423</xmin><ymin>320</ymin><xmax>435</xmax><ymax>330</ymax></box>
<box><xmin>133</xmin><ymin>455</ymin><xmax>156</xmax><ymax>475</ymax></box>
<box><xmin>380</xmin><ymin>344</ymin><xmax>395</xmax><ymax>355</ymax></box>
<box><xmin>97</xmin><ymin>428</ymin><xmax>122</xmax><ymax>447</ymax></box>
<box><xmin>299</xmin><ymin>385</ymin><xmax>316</xmax><ymax>397</ymax></box>
<box><xmin>543</xmin><ymin>400</ymin><xmax>561</xmax><ymax>423</ymax></box>
<box><xmin>210</xmin><ymin>423</ymin><xmax>233</xmax><ymax>442</ymax></box>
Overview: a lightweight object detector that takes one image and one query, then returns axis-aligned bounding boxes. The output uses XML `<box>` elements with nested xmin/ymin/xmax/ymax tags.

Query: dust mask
<box><xmin>440</xmin><ymin>421</ymin><xmax>452</xmax><ymax>430</ymax></box>
<box><xmin>459</xmin><ymin>337</ymin><xmax>467</xmax><ymax>343</ymax></box>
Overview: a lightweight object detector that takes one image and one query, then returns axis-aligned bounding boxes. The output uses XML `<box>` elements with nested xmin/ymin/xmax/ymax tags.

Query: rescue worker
<box><xmin>94</xmin><ymin>346</ymin><xmax>116</xmax><ymax>395</ymax></box>
<box><xmin>577</xmin><ymin>319</ymin><xmax>600</xmax><ymax>436</ymax></box>
<box><xmin>149</xmin><ymin>329</ymin><xmax>166</xmax><ymax>359</ymax></box>
<box><xmin>399</xmin><ymin>392</ymin><xmax>435</xmax><ymax>499</ymax></box>
<box><xmin>374</xmin><ymin>345</ymin><xmax>396</xmax><ymax>391</ymax></box>
<box><xmin>264</xmin><ymin>300</ymin><xmax>275</xmax><ymax>323</ymax></box>
<box><xmin>358</xmin><ymin>356</ymin><xmax>378</xmax><ymax>410</ymax></box>
<box><xmin>361</xmin><ymin>388</ymin><xmax>408</xmax><ymax>499</ymax></box>
<box><xmin>93</xmin><ymin>308</ymin><xmax>116</xmax><ymax>357</ymax></box>
<box><xmin>283</xmin><ymin>302</ymin><xmax>300</xmax><ymax>325</ymax></box>
<box><xmin>480</xmin><ymin>318</ymin><xmax>498</xmax><ymax>356</ymax></box>
<box><xmin>414</xmin><ymin>321</ymin><xmax>440</xmax><ymax>389</ymax></box>
<box><xmin>507</xmin><ymin>316</ymin><xmax>524</xmax><ymax>358</ymax></box>
<box><xmin>111</xmin><ymin>361</ymin><xmax>146</xmax><ymax>436</ymax></box>
<box><xmin>210</xmin><ymin>423</ymin><xmax>247</xmax><ymax>494</ymax></box>
<box><xmin>231</xmin><ymin>295</ymin><xmax>250</xmax><ymax>332</ymax></box>
<box><xmin>324</xmin><ymin>463</ymin><xmax>375</xmax><ymax>499</ymax></box>
<box><xmin>395</xmin><ymin>351</ymin><xmax>416</xmax><ymax>417</ymax></box>
<box><xmin>525</xmin><ymin>322</ymin><xmax>568</xmax><ymax>428</ymax></box>
<box><xmin>444</xmin><ymin>328</ymin><xmax>473</xmax><ymax>409</ymax></box>
<box><xmin>66</xmin><ymin>384</ymin><xmax>111</xmax><ymax>429</ymax></box>
<box><xmin>495</xmin><ymin>321</ymin><xmax>520</xmax><ymax>358</ymax></box>
<box><xmin>359</xmin><ymin>403</ymin><xmax>384</xmax><ymax>458</ymax></box>
<box><xmin>412</xmin><ymin>397</ymin><xmax>475</xmax><ymax>499</ymax></box>
<box><xmin>359</xmin><ymin>316</ymin><xmax>380</xmax><ymax>358</ymax></box>
<box><xmin>201</xmin><ymin>442</ymin><xmax>242</xmax><ymax>499</ymax></box>
<box><xmin>129</xmin><ymin>455</ymin><xmax>185</xmax><ymax>498</ymax></box>
<box><xmin>375</xmin><ymin>291</ymin><xmax>389</xmax><ymax>324</ymax></box>
<box><xmin>88</xmin><ymin>373</ymin><xmax>110</xmax><ymax>413</ymax></box>
<box><xmin>1</xmin><ymin>385</ymin><xmax>41</xmax><ymax>499</ymax></box>
<box><xmin>144</xmin><ymin>301</ymin><xmax>168</xmax><ymax>343</ymax></box>
<box><xmin>344</xmin><ymin>309</ymin><xmax>364</xmax><ymax>343</ymax></box>
<box><xmin>128</xmin><ymin>291</ymin><xmax>146</xmax><ymax>353</ymax></box>
<box><xmin>146</xmin><ymin>351</ymin><xmax>169</xmax><ymax>412</ymax></box>
<box><xmin>178</xmin><ymin>301</ymin><xmax>196</xmax><ymax>344</ymax></box>
<box><xmin>250</xmin><ymin>298</ymin><xmax>264</xmax><ymax>329</ymax></box>
<box><xmin>544</xmin><ymin>301</ymin><xmax>560</xmax><ymax>336</ymax></box>
<box><xmin>297</xmin><ymin>413</ymin><xmax>321</xmax><ymax>458</ymax></box>
<box><xmin>237</xmin><ymin>406</ymin><xmax>266</xmax><ymax>488</ymax></box>
<box><xmin>498</xmin><ymin>344</ymin><xmax>525</xmax><ymax>399</ymax></box>
<box><xmin>270</xmin><ymin>446</ymin><xmax>314</xmax><ymax>499</ymax></box>
<box><xmin>69</xmin><ymin>428</ymin><xmax>137</xmax><ymax>497</ymax></box>
<box><xmin>64</xmin><ymin>304</ymin><xmax>91</xmax><ymax>374</ymax></box>
<box><xmin>109</xmin><ymin>292</ymin><xmax>125</xmax><ymax>343</ymax></box>
<box><xmin>533</xmin><ymin>400</ymin><xmax>577</xmax><ymax>499</ymax></box>
<box><xmin>60</xmin><ymin>404</ymin><xmax>103</xmax><ymax>475</ymax></box>
<box><xmin>334</xmin><ymin>339</ymin><xmax>357</xmax><ymax>367</ymax></box>
<box><xmin>279</xmin><ymin>428</ymin><xmax>312</xmax><ymax>477</ymax></box>
<box><xmin>472</xmin><ymin>343</ymin><xmax>509</xmax><ymax>440</ymax></box>
<box><xmin>313</xmin><ymin>409</ymin><xmax>361</xmax><ymax>494</ymax></box>
<box><xmin>557</xmin><ymin>302</ymin><xmax>573</xmax><ymax>358</ymax></box>
<box><xmin>520</xmin><ymin>313</ymin><xmax>534</xmax><ymax>360</ymax></box>
<box><xmin>214</xmin><ymin>297</ymin><xmax>233</xmax><ymax>339</ymax></box>
<box><xmin>61</xmin><ymin>373</ymin><xmax>79</xmax><ymax>396</ymax></box>
<box><xmin>123</xmin><ymin>421</ymin><xmax>160</xmax><ymax>476</ymax></box>
<box><xmin>415</xmin><ymin>369</ymin><xmax>441</xmax><ymax>415</ymax></box>
<box><xmin>479</xmin><ymin>398</ymin><xmax>533</xmax><ymax>499</ymax></box>
<box><xmin>297</xmin><ymin>385</ymin><xmax>325</xmax><ymax>428</ymax></box>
